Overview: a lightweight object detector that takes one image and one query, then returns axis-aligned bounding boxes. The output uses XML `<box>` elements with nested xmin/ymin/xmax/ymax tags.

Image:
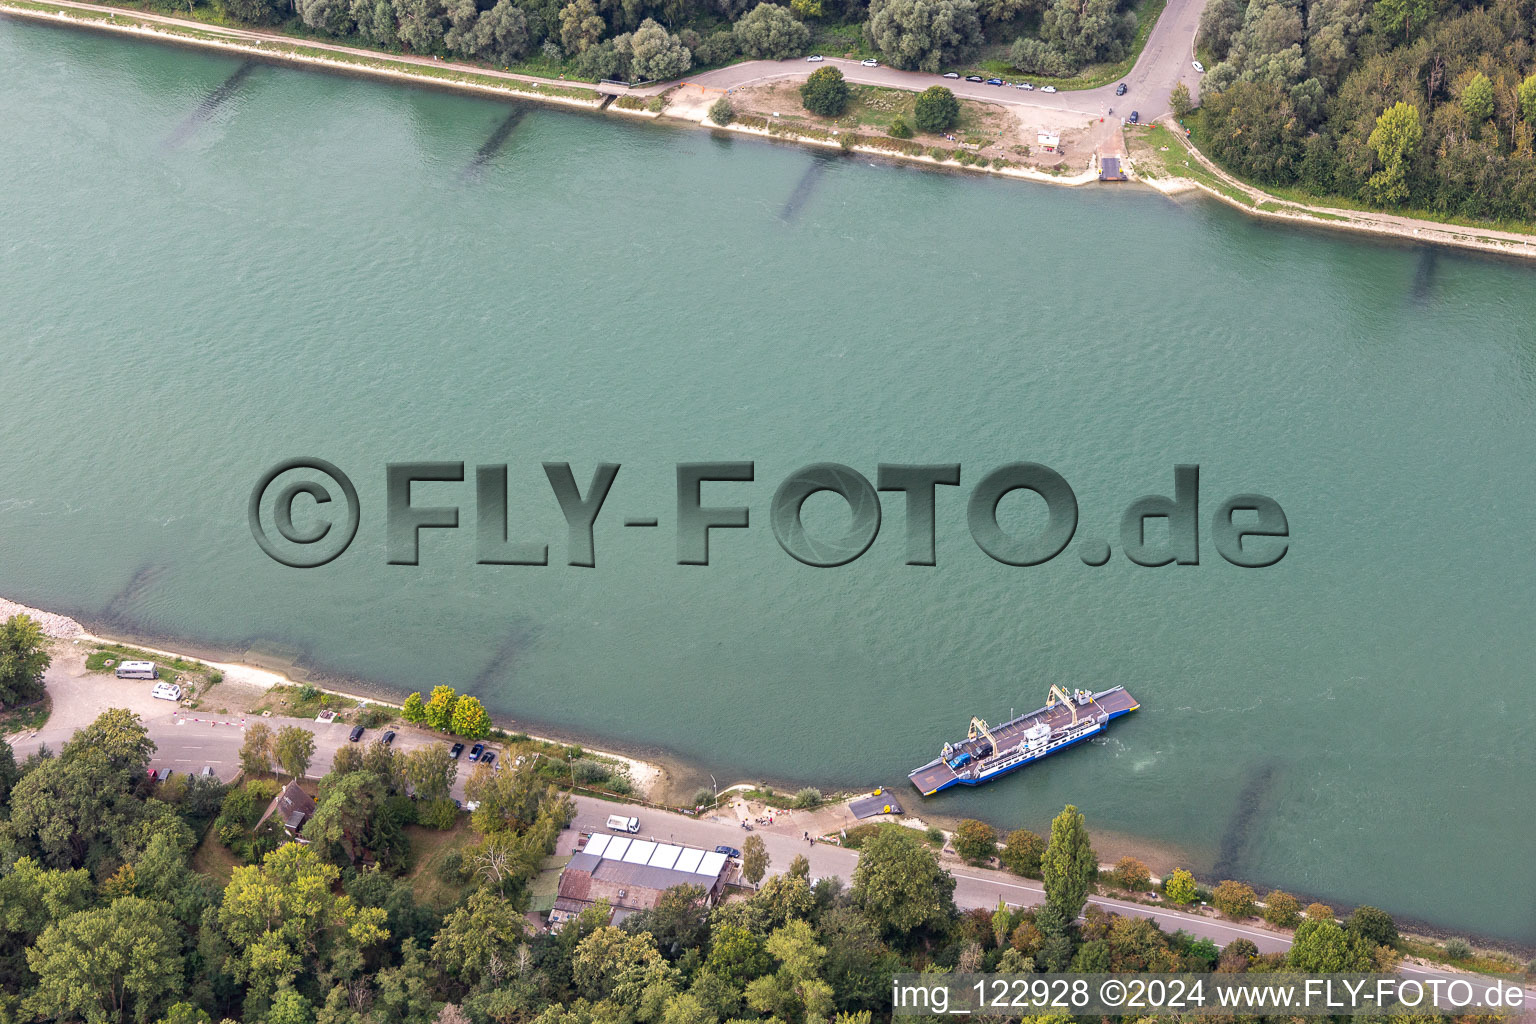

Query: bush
<box><xmin>1444</xmin><ymin>937</ymin><xmax>1473</xmax><ymax>959</ymax></box>
<box><xmin>1170</xmin><ymin>80</ymin><xmax>1192</xmax><ymax>116</ymax></box>
<box><xmin>570</xmin><ymin>758</ymin><xmax>614</xmax><ymax>785</ymax></box>
<box><xmin>1212</xmin><ymin>880</ymin><xmax>1257</xmax><ymax>919</ymax></box>
<box><xmin>1345</xmin><ymin>906</ymin><xmax>1398</xmax><ymax>946</ymax></box>
<box><xmin>953</xmin><ymin>819</ymin><xmax>998</xmax><ymax>864</ymax></box>
<box><xmin>732</xmin><ymin>2</ymin><xmax>809</xmax><ymax>59</ymax></box>
<box><xmin>888</xmin><ymin>116</ymin><xmax>914</xmax><ymax>139</ymax></box>
<box><xmin>298</xmin><ymin>684</ymin><xmax>321</xmax><ymax>703</ymax></box>
<box><xmin>1109</xmin><ymin>856</ymin><xmax>1150</xmax><ymax>891</ymax></box>
<box><xmin>420</xmin><ymin>797</ymin><xmax>458</xmax><ymax>830</ymax></box>
<box><xmin>913</xmin><ymin>85</ymin><xmax>959</xmax><ymax>132</ymax></box>
<box><xmin>925</xmin><ymin>826</ymin><xmax>945</xmax><ymax>846</ymax></box>
<box><xmin>1305</xmin><ymin>902</ymin><xmax>1334</xmax><ymax>921</ymax></box>
<box><xmin>999</xmin><ymin>829</ymin><xmax>1044</xmax><ymax>877</ymax></box>
<box><xmin>708</xmin><ymin>97</ymin><xmax>735</xmax><ymax>125</ymax></box>
<box><xmin>800</xmin><ymin>66</ymin><xmax>850</xmax><ymax>117</ymax></box>
<box><xmin>692</xmin><ymin>787</ymin><xmax>716</xmax><ymax>807</ymax></box>
<box><xmin>1008</xmin><ymin>36</ymin><xmax>1075</xmax><ymax>77</ymax></box>
<box><xmin>791</xmin><ymin>788</ymin><xmax>823</xmax><ymax>809</ymax></box>
<box><xmin>1164</xmin><ymin>868</ymin><xmax>1198</xmax><ymax>904</ymax></box>
<box><xmin>1262</xmin><ymin>889</ymin><xmax>1301</xmax><ymax>927</ymax></box>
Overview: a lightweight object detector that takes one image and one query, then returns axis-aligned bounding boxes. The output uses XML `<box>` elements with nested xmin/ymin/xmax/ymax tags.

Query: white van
<box><xmin>116</xmin><ymin>661</ymin><xmax>159</xmax><ymax>679</ymax></box>
<box><xmin>151</xmin><ymin>682</ymin><xmax>182</xmax><ymax>702</ymax></box>
<box><xmin>606</xmin><ymin>814</ymin><xmax>640</xmax><ymax>833</ymax></box>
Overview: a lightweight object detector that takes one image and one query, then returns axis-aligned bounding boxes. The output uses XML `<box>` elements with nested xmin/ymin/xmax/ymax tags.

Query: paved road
<box><xmin>682</xmin><ymin>0</ymin><xmax>1204</xmax><ymax>120</ymax></box>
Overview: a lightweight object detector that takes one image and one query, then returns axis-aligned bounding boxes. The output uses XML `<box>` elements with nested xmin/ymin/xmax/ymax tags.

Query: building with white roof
<box><xmin>548</xmin><ymin>832</ymin><xmax>736</xmax><ymax>929</ymax></box>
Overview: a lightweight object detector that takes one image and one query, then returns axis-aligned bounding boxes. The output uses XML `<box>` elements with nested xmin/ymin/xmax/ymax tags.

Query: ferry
<box><xmin>908</xmin><ymin>685</ymin><xmax>1139</xmax><ymax>795</ymax></box>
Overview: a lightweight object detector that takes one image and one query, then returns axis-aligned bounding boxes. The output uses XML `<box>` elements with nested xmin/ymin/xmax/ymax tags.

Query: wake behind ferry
<box><xmin>908</xmin><ymin>685</ymin><xmax>1139</xmax><ymax>795</ymax></box>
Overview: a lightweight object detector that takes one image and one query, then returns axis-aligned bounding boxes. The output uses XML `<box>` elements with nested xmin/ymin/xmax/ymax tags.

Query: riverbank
<box><xmin>1130</xmin><ymin>121</ymin><xmax>1536</xmax><ymax>263</ymax></box>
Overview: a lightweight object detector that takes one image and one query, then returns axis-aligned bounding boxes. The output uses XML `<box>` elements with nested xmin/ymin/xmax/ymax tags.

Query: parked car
<box><xmin>942</xmin><ymin>72</ymin><xmax>960</xmax><ymax>78</ymax></box>
<box><xmin>1019</xmin><ymin>82</ymin><xmax>1035</xmax><ymax>90</ymax></box>
<box><xmin>481</xmin><ymin>751</ymin><xmax>496</xmax><ymax>768</ymax></box>
<box><xmin>1040</xmin><ymin>85</ymin><xmax>1057</xmax><ymax>93</ymax></box>
<box><xmin>1115</xmin><ymin>82</ymin><xmax>1127</xmax><ymax>96</ymax></box>
<box><xmin>1192</xmin><ymin>60</ymin><xmax>1205</xmax><ymax>73</ymax></box>
<box><xmin>965</xmin><ymin>75</ymin><xmax>983</xmax><ymax>82</ymax></box>
<box><xmin>986</xmin><ymin>78</ymin><xmax>1003</xmax><ymax>86</ymax></box>
<box><xmin>468</xmin><ymin>742</ymin><xmax>485</xmax><ymax>762</ymax></box>
<box><xmin>201</xmin><ymin>765</ymin><xmax>216</xmax><ymax>778</ymax></box>
<box><xmin>715</xmin><ymin>845</ymin><xmax>742</xmax><ymax>859</ymax></box>
<box><xmin>806</xmin><ymin>54</ymin><xmax>823</xmax><ymax>62</ymax></box>
<box><xmin>449</xmin><ymin>742</ymin><xmax>465</xmax><ymax>759</ymax></box>
<box><xmin>151</xmin><ymin>682</ymin><xmax>182</xmax><ymax>702</ymax></box>
<box><xmin>349</xmin><ymin>724</ymin><xmax>365</xmax><ymax>742</ymax></box>
<box><xmin>861</xmin><ymin>58</ymin><xmax>879</xmax><ymax>67</ymax></box>
<box><xmin>381</xmin><ymin>729</ymin><xmax>396</xmax><ymax>745</ymax></box>
<box><xmin>1129</xmin><ymin>110</ymin><xmax>1139</xmax><ymax>123</ymax></box>
<box><xmin>606</xmin><ymin>814</ymin><xmax>640</xmax><ymax>833</ymax></box>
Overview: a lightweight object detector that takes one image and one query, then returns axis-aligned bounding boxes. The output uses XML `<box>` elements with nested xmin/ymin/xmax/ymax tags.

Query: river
<box><xmin>2</xmin><ymin>17</ymin><xmax>1533</xmax><ymax>944</ymax></box>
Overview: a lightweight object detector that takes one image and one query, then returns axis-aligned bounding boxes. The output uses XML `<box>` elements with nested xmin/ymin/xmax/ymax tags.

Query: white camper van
<box><xmin>115</xmin><ymin>660</ymin><xmax>159</xmax><ymax>679</ymax></box>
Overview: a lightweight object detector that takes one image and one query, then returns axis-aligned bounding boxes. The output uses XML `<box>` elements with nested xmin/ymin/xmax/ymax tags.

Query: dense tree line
<box><xmin>1195</xmin><ymin>0</ymin><xmax>1536</xmax><ymax>219</ymax></box>
<box><xmin>0</xmin><ymin>716</ymin><xmax>1438</xmax><ymax>1024</ymax></box>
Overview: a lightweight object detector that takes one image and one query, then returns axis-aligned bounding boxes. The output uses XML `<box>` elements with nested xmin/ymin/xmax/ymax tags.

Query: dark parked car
<box><xmin>1115</xmin><ymin>82</ymin><xmax>1127</xmax><ymax>95</ymax></box>
<box><xmin>349</xmin><ymin>724</ymin><xmax>365</xmax><ymax>742</ymax></box>
<box><xmin>965</xmin><ymin>75</ymin><xmax>984</xmax><ymax>82</ymax></box>
<box><xmin>381</xmin><ymin>729</ymin><xmax>396</xmax><ymax>745</ymax></box>
<box><xmin>986</xmin><ymin>78</ymin><xmax>1003</xmax><ymax>86</ymax></box>
<box><xmin>715</xmin><ymin>845</ymin><xmax>742</xmax><ymax>859</ymax></box>
<box><xmin>1129</xmin><ymin>110</ymin><xmax>1139</xmax><ymax>123</ymax></box>
<box><xmin>481</xmin><ymin>751</ymin><xmax>496</xmax><ymax>768</ymax></box>
<box><xmin>449</xmin><ymin>742</ymin><xmax>465</xmax><ymax>759</ymax></box>
<box><xmin>468</xmin><ymin>742</ymin><xmax>485</xmax><ymax>762</ymax></box>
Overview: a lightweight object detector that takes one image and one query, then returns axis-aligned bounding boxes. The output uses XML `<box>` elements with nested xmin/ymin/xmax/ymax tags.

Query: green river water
<box><xmin>2</xmin><ymin>16</ymin><xmax>1534</xmax><ymax>943</ymax></box>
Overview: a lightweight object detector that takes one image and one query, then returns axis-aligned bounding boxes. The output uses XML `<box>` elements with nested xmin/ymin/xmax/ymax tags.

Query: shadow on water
<box><xmin>461</xmin><ymin>106</ymin><xmax>527</xmax><ymax>181</ymax></box>
<box><xmin>1410</xmin><ymin>247</ymin><xmax>1440</xmax><ymax>305</ymax></box>
<box><xmin>780</xmin><ymin>150</ymin><xmax>838</xmax><ymax>222</ymax></box>
<box><xmin>98</xmin><ymin>564</ymin><xmax>168</xmax><ymax>631</ymax></box>
<box><xmin>469</xmin><ymin>621</ymin><xmax>539</xmax><ymax>692</ymax></box>
<box><xmin>1211</xmin><ymin>761</ymin><xmax>1281</xmax><ymax>879</ymax></box>
<box><xmin>163</xmin><ymin>60</ymin><xmax>257</xmax><ymax>149</ymax></box>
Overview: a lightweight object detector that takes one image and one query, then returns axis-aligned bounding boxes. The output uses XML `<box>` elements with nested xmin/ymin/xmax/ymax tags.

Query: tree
<box><xmin>1040</xmin><ymin>804</ymin><xmax>1094</xmax><ymax>922</ymax></box>
<box><xmin>401</xmin><ymin>692</ymin><xmax>426</xmax><ymax>723</ymax></box>
<box><xmin>222</xmin><ymin>0</ymin><xmax>279</xmax><ymax>21</ymax></box>
<box><xmin>953</xmin><ymin>819</ymin><xmax>997</xmax><ymax>865</ymax></box>
<box><xmin>273</xmin><ymin>726</ymin><xmax>316</xmax><ymax>780</ymax></box>
<box><xmin>1520</xmin><ymin>75</ymin><xmax>1536</xmax><ymax>125</ymax></box>
<box><xmin>1461</xmin><ymin>72</ymin><xmax>1494</xmax><ymax>122</ymax></box>
<box><xmin>913</xmin><ymin>85</ymin><xmax>959</xmax><ymax>132</ymax></box>
<box><xmin>865</xmin><ymin>0</ymin><xmax>983</xmax><ymax>73</ymax></box>
<box><xmin>1040</xmin><ymin>0</ymin><xmax>1132</xmax><ymax>66</ymax></box>
<box><xmin>559</xmin><ymin>0</ymin><xmax>606</xmax><ymax>53</ymax></box>
<box><xmin>1372</xmin><ymin>0</ymin><xmax>1430</xmax><ymax>41</ymax></box>
<box><xmin>1009</xmin><ymin>37</ymin><xmax>1074</xmax><ymax>76</ymax></box>
<box><xmin>1287</xmin><ymin>917</ymin><xmax>1372</xmax><ymax>971</ymax></box>
<box><xmin>27</xmin><ymin>896</ymin><xmax>182</xmax><ymax>1024</ymax></box>
<box><xmin>1306</xmin><ymin>901</ymin><xmax>1334</xmax><ymax>921</ymax></box>
<box><xmin>800</xmin><ymin>65</ymin><xmax>850</xmax><ymax>116</ymax></box>
<box><xmin>1345</xmin><ymin>906</ymin><xmax>1398</xmax><ymax>946</ymax></box>
<box><xmin>1365</xmin><ymin>101</ymin><xmax>1421</xmax><ymax>204</ymax></box>
<box><xmin>423</xmin><ymin>686</ymin><xmax>458</xmax><ymax>731</ymax></box>
<box><xmin>1211</xmin><ymin>880</ymin><xmax>1256</xmax><ymax>919</ymax></box>
<box><xmin>999</xmin><ymin>829</ymin><xmax>1044</xmax><ymax>877</ymax></box>
<box><xmin>741</xmin><ymin>834</ymin><xmax>769</xmax><ymax>885</ymax></box>
<box><xmin>240</xmin><ymin>722</ymin><xmax>275</xmax><ymax>777</ymax></box>
<box><xmin>850</xmin><ymin>826</ymin><xmax>955</xmax><ymax>939</ymax></box>
<box><xmin>1262</xmin><ymin>889</ymin><xmax>1301</xmax><ymax>927</ymax></box>
<box><xmin>1170</xmin><ymin>80</ymin><xmax>1192</xmax><ymax>115</ymax></box>
<box><xmin>1164</xmin><ymin>868</ymin><xmax>1198</xmax><ymax>904</ymax></box>
<box><xmin>616</xmin><ymin>18</ymin><xmax>692</xmax><ymax>82</ymax></box>
<box><xmin>298</xmin><ymin>0</ymin><xmax>354</xmax><ymax>34</ymax></box>
<box><xmin>708</xmin><ymin>96</ymin><xmax>736</xmax><ymax>124</ymax></box>
<box><xmin>404</xmin><ymin>742</ymin><xmax>457</xmax><ymax>801</ymax></box>
<box><xmin>1110</xmin><ymin>856</ymin><xmax>1150</xmax><ymax>891</ymax></box>
<box><xmin>0</xmin><ymin>614</ymin><xmax>50</xmax><ymax>708</ymax></box>
<box><xmin>732</xmin><ymin>2</ymin><xmax>810</xmax><ymax>59</ymax></box>
<box><xmin>449</xmin><ymin>696</ymin><xmax>491</xmax><ymax>739</ymax></box>
<box><xmin>888</xmin><ymin>116</ymin><xmax>913</xmax><ymax>138</ymax></box>
<box><xmin>431</xmin><ymin>888</ymin><xmax>528</xmax><ymax>985</ymax></box>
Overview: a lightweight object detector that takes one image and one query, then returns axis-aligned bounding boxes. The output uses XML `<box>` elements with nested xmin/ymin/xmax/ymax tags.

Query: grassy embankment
<box><xmin>1165</xmin><ymin>109</ymin><xmax>1536</xmax><ymax>240</ymax></box>
<box><xmin>976</xmin><ymin>0</ymin><xmax>1167</xmax><ymax>90</ymax></box>
<box><xmin>4</xmin><ymin>0</ymin><xmax>600</xmax><ymax>101</ymax></box>
<box><xmin>83</xmin><ymin>641</ymin><xmax>227</xmax><ymax>704</ymax></box>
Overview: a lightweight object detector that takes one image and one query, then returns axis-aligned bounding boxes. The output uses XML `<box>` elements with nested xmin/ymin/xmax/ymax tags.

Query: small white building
<box><xmin>1037</xmin><ymin>131</ymin><xmax>1060</xmax><ymax>153</ymax></box>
